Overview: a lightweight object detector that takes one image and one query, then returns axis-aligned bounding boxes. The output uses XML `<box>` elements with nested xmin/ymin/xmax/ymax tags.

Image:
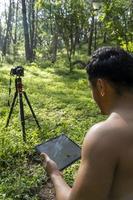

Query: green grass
<box><xmin>0</xmin><ymin>60</ymin><xmax>105</xmax><ymax>199</ymax></box>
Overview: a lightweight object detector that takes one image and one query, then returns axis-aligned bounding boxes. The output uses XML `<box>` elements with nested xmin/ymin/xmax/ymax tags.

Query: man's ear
<box><xmin>96</xmin><ymin>79</ymin><xmax>106</xmax><ymax>97</ymax></box>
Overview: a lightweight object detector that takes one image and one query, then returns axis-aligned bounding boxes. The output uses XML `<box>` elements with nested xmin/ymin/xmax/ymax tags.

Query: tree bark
<box><xmin>2</xmin><ymin>0</ymin><xmax>13</xmax><ymax>56</ymax></box>
<box><xmin>88</xmin><ymin>15</ymin><xmax>94</xmax><ymax>56</ymax></box>
<box><xmin>103</xmin><ymin>31</ymin><xmax>107</xmax><ymax>43</ymax></box>
<box><xmin>21</xmin><ymin>0</ymin><xmax>32</xmax><ymax>61</ymax></box>
<box><xmin>94</xmin><ymin>19</ymin><xmax>97</xmax><ymax>50</ymax></box>
<box><xmin>0</xmin><ymin>20</ymin><xmax>3</xmax><ymax>50</ymax></box>
<box><xmin>28</xmin><ymin>0</ymin><xmax>36</xmax><ymax>59</ymax></box>
<box><xmin>13</xmin><ymin>0</ymin><xmax>19</xmax><ymax>60</ymax></box>
<box><xmin>50</xmin><ymin>31</ymin><xmax>58</xmax><ymax>63</ymax></box>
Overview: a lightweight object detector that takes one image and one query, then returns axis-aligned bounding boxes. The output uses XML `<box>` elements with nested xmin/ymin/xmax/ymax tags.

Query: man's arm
<box><xmin>41</xmin><ymin>122</ymin><xmax>119</xmax><ymax>200</ymax></box>
<box><xmin>41</xmin><ymin>153</ymin><xmax>72</xmax><ymax>200</ymax></box>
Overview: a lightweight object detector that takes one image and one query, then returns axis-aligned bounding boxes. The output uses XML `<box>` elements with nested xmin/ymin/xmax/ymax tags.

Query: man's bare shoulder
<box><xmin>85</xmin><ymin>112</ymin><xmax>127</xmax><ymax>146</ymax></box>
<box><xmin>82</xmin><ymin>119</ymin><xmax>122</xmax><ymax>160</ymax></box>
<box><xmin>85</xmin><ymin>119</ymin><xmax>118</xmax><ymax>143</ymax></box>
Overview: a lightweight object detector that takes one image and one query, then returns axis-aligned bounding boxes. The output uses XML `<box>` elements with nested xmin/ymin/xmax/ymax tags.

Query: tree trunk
<box><xmin>0</xmin><ymin>20</ymin><xmax>3</xmax><ymax>50</ymax></box>
<box><xmin>49</xmin><ymin>0</ymin><xmax>53</xmax><ymax>35</ymax></box>
<box><xmin>13</xmin><ymin>0</ymin><xmax>19</xmax><ymax>60</ymax></box>
<box><xmin>123</xmin><ymin>13</ymin><xmax>129</xmax><ymax>51</ymax></box>
<box><xmin>31</xmin><ymin>0</ymin><xmax>36</xmax><ymax>59</ymax></box>
<box><xmin>94</xmin><ymin>19</ymin><xmax>97</xmax><ymax>50</ymax></box>
<box><xmin>103</xmin><ymin>31</ymin><xmax>107</xmax><ymax>43</ymax></box>
<box><xmin>2</xmin><ymin>0</ymin><xmax>13</xmax><ymax>56</ymax></box>
<box><xmin>21</xmin><ymin>0</ymin><xmax>32</xmax><ymax>61</ymax></box>
<box><xmin>34</xmin><ymin>8</ymin><xmax>38</xmax><ymax>52</ymax></box>
<box><xmin>28</xmin><ymin>0</ymin><xmax>36</xmax><ymax>59</ymax></box>
<box><xmin>74</xmin><ymin>26</ymin><xmax>80</xmax><ymax>49</ymax></box>
<box><xmin>50</xmin><ymin>31</ymin><xmax>58</xmax><ymax>63</ymax></box>
<box><xmin>88</xmin><ymin>15</ymin><xmax>94</xmax><ymax>56</ymax></box>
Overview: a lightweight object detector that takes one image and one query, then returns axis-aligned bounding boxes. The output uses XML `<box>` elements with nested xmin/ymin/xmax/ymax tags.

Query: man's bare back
<box><xmin>106</xmin><ymin>111</ymin><xmax>133</xmax><ymax>199</ymax></box>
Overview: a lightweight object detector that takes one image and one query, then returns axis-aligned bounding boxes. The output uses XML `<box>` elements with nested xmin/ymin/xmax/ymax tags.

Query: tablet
<box><xmin>35</xmin><ymin>134</ymin><xmax>81</xmax><ymax>170</ymax></box>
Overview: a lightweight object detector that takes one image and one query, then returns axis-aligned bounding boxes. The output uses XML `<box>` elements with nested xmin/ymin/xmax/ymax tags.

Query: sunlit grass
<box><xmin>0</xmin><ymin>60</ymin><xmax>105</xmax><ymax>199</ymax></box>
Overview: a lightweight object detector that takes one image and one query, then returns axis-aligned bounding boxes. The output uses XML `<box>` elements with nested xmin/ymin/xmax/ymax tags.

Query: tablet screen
<box><xmin>35</xmin><ymin>134</ymin><xmax>81</xmax><ymax>170</ymax></box>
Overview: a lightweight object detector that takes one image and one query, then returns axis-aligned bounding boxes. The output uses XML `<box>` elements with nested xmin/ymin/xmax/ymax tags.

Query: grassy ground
<box><xmin>0</xmin><ymin>60</ymin><xmax>105</xmax><ymax>199</ymax></box>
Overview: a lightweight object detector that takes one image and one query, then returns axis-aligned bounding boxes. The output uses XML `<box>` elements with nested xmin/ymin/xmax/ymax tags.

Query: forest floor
<box><xmin>0</xmin><ymin>61</ymin><xmax>104</xmax><ymax>199</ymax></box>
<box><xmin>39</xmin><ymin>180</ymin><xmax>55</xmax><ymax>200</ymax></box>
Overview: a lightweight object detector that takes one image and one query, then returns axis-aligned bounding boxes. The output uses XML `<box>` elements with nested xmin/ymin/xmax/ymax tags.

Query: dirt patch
<box><xmin>39</xmin><ymin>180</ymin><xmax>55</xmax><ymax>200</ymax></box>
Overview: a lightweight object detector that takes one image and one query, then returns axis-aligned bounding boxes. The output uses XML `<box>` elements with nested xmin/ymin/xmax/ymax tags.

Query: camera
<box><xmin>10</xmin><ymin>66</ymin><xmax>24</xmax><ymax>77</ymax></box>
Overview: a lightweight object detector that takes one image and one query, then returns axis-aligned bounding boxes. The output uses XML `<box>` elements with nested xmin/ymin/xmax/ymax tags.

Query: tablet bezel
<box><xmin>35</xmin><ymin>134</ymin><xmax>81</xmax><ymax>170</ymax></box>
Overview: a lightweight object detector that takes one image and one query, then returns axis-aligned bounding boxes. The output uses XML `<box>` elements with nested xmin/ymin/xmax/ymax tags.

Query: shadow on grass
<box><xmin>54</xmin><ymin>68</ymin><xmax>86</xmax><ymax>79</ymax></box>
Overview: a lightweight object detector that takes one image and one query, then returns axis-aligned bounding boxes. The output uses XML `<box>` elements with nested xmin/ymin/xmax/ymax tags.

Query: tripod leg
<box><xmin>5</xmin><ymin>91</ymin><xmax>18</xmax><ymax>127</ymax></box>
<box><xmin>23</xmin><ymin>91</ymin><xmax>41</xmax><ymax>129</ymax></box>
<box><xmin>18</xmin><ymin>92</ymin><xmax>26</xmax><ymax>142</ymax></box>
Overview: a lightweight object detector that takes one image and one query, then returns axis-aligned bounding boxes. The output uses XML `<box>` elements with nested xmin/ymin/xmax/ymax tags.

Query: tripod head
<box><xmin>8</xmin><ymin>66</ymin><xmax>24</xmax><ymax>105</ymax></box>
<box><xmin>10</xmin><ymin>66</ymin><xmax>24</xmax><ymax>77</ymax></box>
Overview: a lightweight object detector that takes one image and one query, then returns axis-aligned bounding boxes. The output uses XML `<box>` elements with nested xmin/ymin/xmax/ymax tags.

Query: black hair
<box><xmin>86</xmin><ymin>46</ymin><xmax>133</xmax><ymax>94</ymax></box>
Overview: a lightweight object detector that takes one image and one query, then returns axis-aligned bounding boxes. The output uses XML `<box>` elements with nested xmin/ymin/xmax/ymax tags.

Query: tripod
<box><xmin>5</xmin><ymin>76</ymin><xmax>41</xmax><ymax>142</ymax></box>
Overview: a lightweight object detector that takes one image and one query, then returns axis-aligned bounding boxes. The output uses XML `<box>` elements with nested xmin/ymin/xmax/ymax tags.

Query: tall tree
<box><xmin>2</xmin><ymin>0</ymin><xmax>13</xmax><ymax>56</ymax></box>
<box><xmin>12</xmin><ymin>0</ymin><xmax>19</xmax><ymax>60</ymax></box>
<box><xmin>28</xmin><ymin>0</ymin><xmax>36</xmax><ymax>59</ymax></box>
<box><xmin>88</xmin><ymin>14</ymin><xmax>95</xmax><ymax>55</ymax></box>
<box><xmin>21</xmin><ymin>0</ymin><xmax>32</xmax><ymax>61</ymax></box>
<box><xmin>0</xmin><ymin>20</ymin><xmax>3</xmax><ymax>50</ymax></box>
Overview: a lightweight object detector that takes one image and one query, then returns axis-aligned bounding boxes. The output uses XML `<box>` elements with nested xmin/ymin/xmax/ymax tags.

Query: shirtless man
<box><xmin>41</xmin><ymin>47</ymin><xmax>133</xmax><ymax>200</ymax></box>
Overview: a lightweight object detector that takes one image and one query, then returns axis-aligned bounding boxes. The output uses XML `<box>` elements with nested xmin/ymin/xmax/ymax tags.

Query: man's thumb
<box><xmin>40</xmin><ymin>153</ymin><xmax>50</xmax><ymax>167</ymax></box>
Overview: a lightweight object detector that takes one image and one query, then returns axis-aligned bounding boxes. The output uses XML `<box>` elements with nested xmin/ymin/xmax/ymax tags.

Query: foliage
<box><xmin>0</xmin><ymin>60</ymin><xmax>105</xmax><ymax>199</ymax></box>
<box><xmin>121</xmin><ymin>41</ymin><xmax>133</xmax><ymax>52</ymax></box>
<box><xmin>100</xmin><ymin>0</ymin><xmax>133</xmax><ymax>47</ymax></box>
<box><xmin>0</xmin><ymin>0</ymin><xmax>133</xmax><ymax>69</ymax></box>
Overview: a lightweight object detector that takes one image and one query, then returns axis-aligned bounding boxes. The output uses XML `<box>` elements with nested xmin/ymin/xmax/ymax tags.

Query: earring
<box><xmin>101</xmin><ymin>92</ymin><xmax>104</xmax><ymax>97</ymax></box>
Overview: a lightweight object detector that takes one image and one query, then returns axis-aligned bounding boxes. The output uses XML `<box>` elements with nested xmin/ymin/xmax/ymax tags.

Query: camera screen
<box><xmin>35</xmin><ymin>134</ymin><xmax>81</xmax><ymax>170</ymax></box>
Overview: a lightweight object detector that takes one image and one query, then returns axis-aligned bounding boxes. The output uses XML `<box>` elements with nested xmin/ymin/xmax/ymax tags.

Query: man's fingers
<box><xmin>40</xmin><ymin>153</ymin><xmax>50</xmax><ymax>168</ymax></box>
<box><xmin>40</xmin><ymin>153</ymin><xmax>60</xmax><ymax>176</ymax></box>
<box><xmin>40</xmin><ymin>153</ymin><xmax>49</xmax><ymax>160</ymax></box>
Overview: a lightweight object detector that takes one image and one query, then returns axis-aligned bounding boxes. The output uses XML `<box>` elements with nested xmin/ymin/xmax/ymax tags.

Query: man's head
<box><xmin>86</xmin><ymin>47</ymin><xmax>133</xmax><ymax>114</ymax></box>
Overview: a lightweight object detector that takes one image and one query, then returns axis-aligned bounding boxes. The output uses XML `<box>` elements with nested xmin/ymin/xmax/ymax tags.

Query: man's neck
<box><xmin>110</xmin><ymin>93</ymin><xmax>133</xmax><ymax>114</ymax></box>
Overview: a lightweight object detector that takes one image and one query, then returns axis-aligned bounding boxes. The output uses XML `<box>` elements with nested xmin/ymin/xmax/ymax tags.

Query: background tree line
<box><xmin>0</xmin><ymin>0</ymin><xmax>133</xmax><ymax>71</ymax></box>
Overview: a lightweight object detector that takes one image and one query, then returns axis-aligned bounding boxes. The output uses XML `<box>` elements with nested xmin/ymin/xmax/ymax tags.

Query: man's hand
<box><xmin>40</xmin><ymin>153</ymin><xmax>71</xmax><ymax>200</ymax></box>
<box><xmin>40</xmin><ymin>153</ymin><xmax>60</xmax><ymax>177</ymax></box>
